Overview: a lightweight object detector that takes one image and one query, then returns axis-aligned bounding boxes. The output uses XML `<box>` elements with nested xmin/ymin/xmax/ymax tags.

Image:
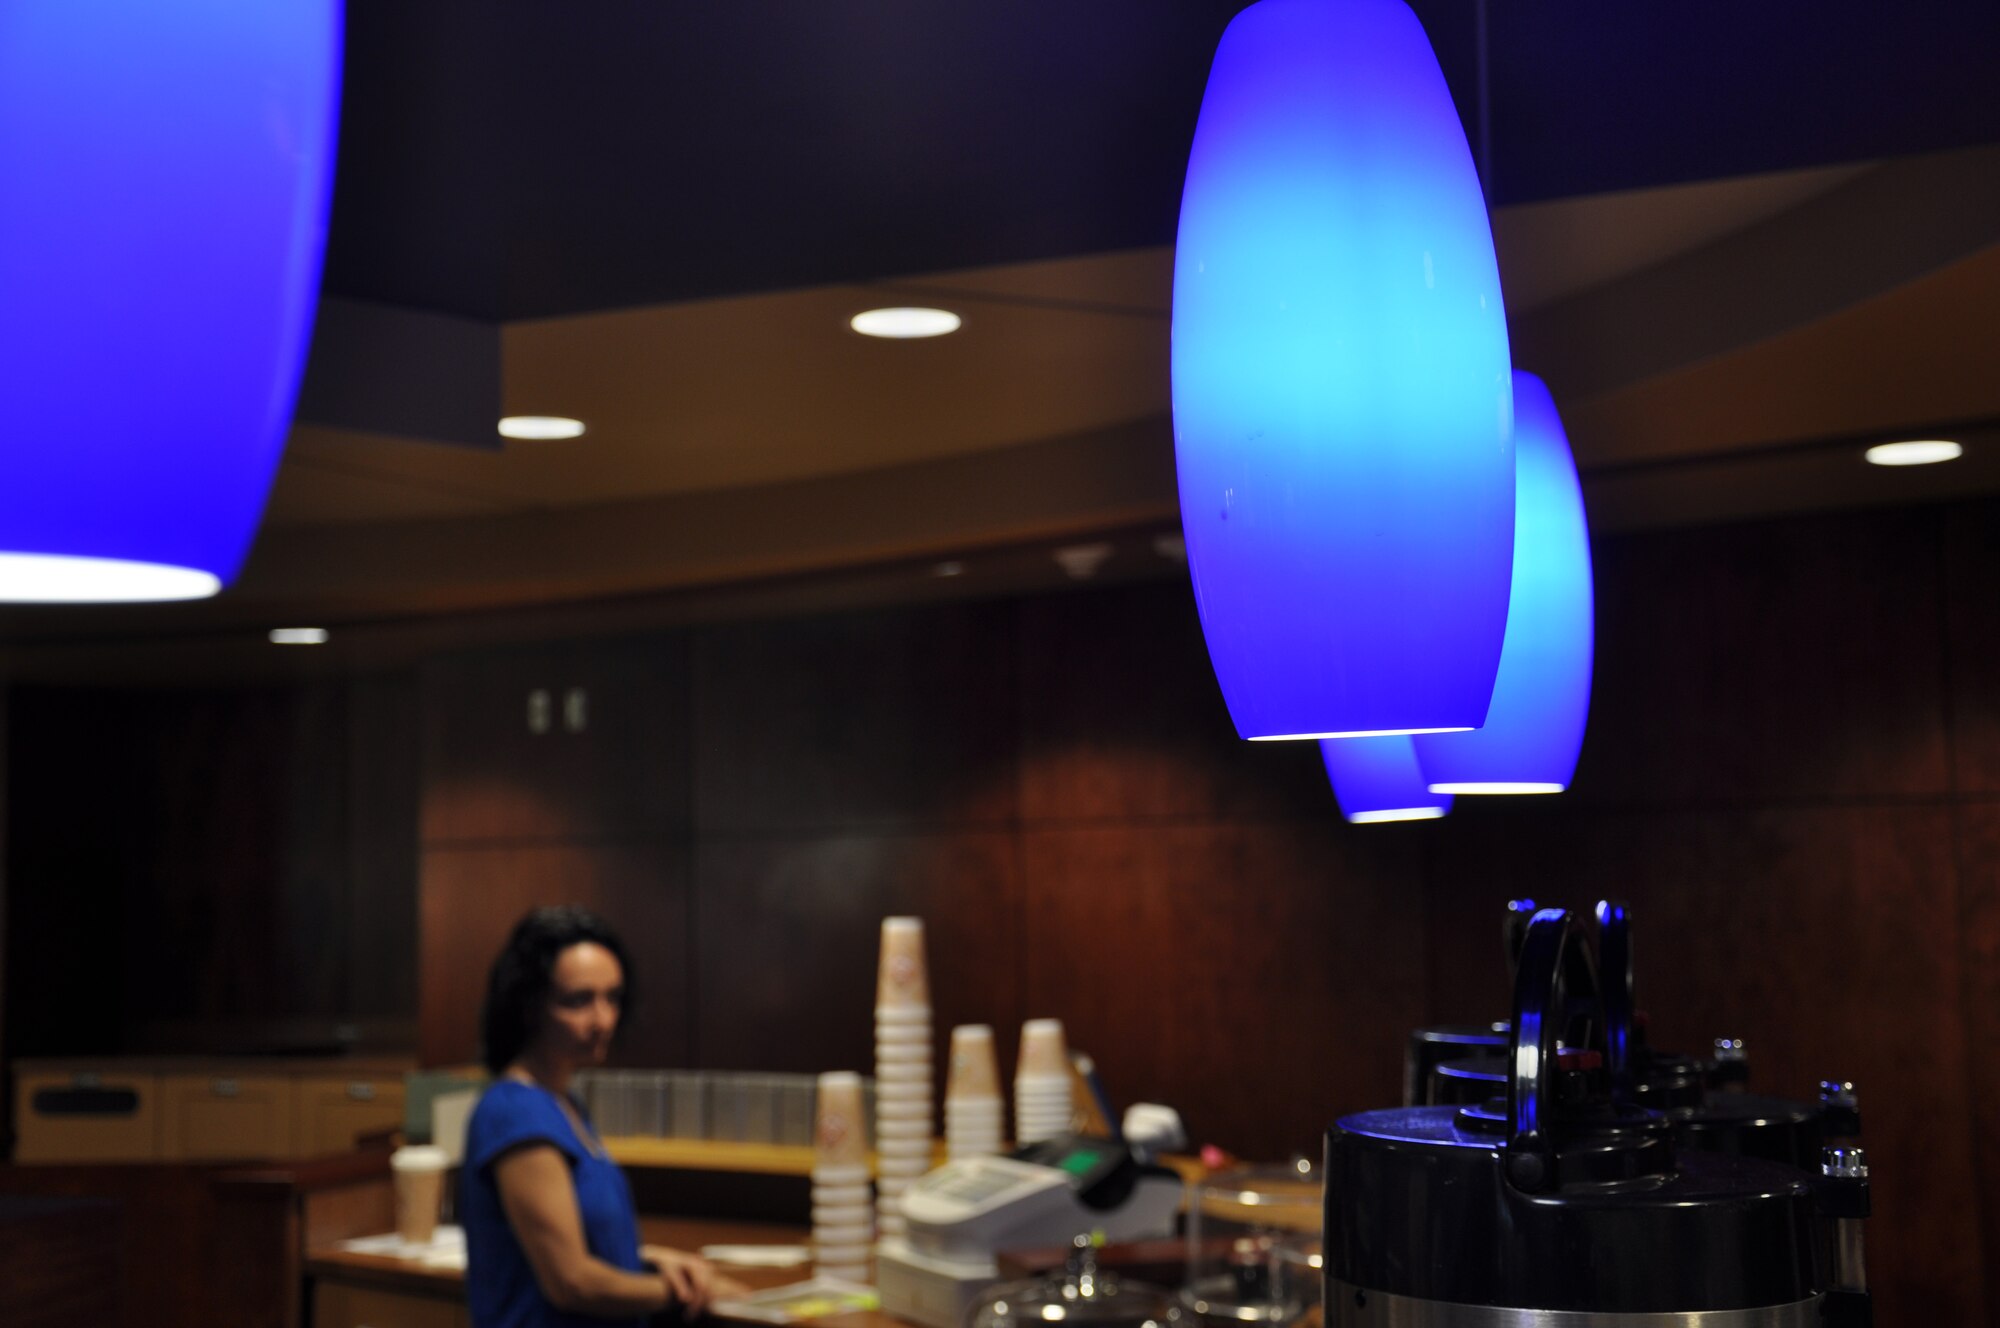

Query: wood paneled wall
<box><xmin>3</xmin><ymin>677</ymin><xmax>418</xmax><ymax>1056</ymax></box>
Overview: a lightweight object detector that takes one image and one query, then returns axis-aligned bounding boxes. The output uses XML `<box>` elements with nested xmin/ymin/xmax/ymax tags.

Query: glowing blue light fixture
<box><xmin>1417</xmin><ymin>372</ymin><xmax>1594</xmax><ymax>793</ymax></box>
<box><xmin>1173</xmin><ymin>0</ymin><xmax>1514</xmax><ymax>741</ymax></box>
<box><xmin>1321</xmin><ymin>736</ymin><xmax>1451</xmax><ymax>824</ymax></box>
<box><xmin>0</xmin><ymin>4</ymin><xmax>343</xmax><ymax>601</ymax></box>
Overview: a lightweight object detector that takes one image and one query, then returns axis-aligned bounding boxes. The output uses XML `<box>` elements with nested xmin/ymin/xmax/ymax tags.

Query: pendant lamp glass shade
<box><xmin>1416</xmin><ymin>372</ymin><xmax>1594</xmax><ymax>793</ymax></box>
<box><xmin>1321</xmin><ymin>735</ymin><xmax>1451</xmax><ymax>824</ymax></box>
<box><xmin>1172</xmin><ymin>0</ymin><xmax>1514</xmax><ymax>741</ymax></box>
<box><xmin>0</xmin><ymin>4</ymin><xmax>343</xmax><ymax>602</ymax></box>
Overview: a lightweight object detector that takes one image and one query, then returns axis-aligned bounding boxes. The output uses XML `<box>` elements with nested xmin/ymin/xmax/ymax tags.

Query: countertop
<box><xmin>308</xmin><ymin>1215</ymin><xmax>896</xmax><ymax>1327</ymax></box>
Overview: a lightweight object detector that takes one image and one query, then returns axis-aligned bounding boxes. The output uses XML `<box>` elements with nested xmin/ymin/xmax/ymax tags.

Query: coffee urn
<box><xmin>1326</xmin><ymin>909</ymin><xmax>1872</xmax><ymax>1325</ymax></box>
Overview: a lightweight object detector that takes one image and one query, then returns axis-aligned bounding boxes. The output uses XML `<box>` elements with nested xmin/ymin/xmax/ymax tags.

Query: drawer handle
<box><xmin>212</xmin><ymin>1079</ymin><xmax>240</xmax><ymax>1098</ymax></box>
<box><xmin>32</xmin><ymin>1087</ymin><xmax>138</xmax><ymax>1117</ymax></box>
<box><xmin>346</xmin><ymin>1082</ymin><xmax>376</xmax><ymax>1102</ymax></box>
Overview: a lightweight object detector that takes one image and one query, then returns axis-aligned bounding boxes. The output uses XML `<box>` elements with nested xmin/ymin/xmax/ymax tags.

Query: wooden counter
<box><xmin>309</xmin><ymin>1216</ymin><xmax>897</xmax><ymax>1328</ymax></box>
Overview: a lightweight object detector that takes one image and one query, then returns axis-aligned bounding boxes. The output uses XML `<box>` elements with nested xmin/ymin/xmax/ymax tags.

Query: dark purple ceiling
<box><xmin>321</xmin><ymin>0</ymin><xmax>2000</xmax><ymax>322</ymax></box>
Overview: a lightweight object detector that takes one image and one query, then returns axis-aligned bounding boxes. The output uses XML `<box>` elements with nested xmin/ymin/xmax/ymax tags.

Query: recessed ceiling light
<box><xmin>931</xmin><ymin>560</ymin><xmax>966</xmax><ymax>578</ymax></box>
<box><xmin>850</xmin><ymin>307</ymin><xmax>961</xmax><ymax>339</ymax></box>
<box><xmin>498</xmin><ymin>415</ymin><xmax>587</xmax><ymax>441</ymax></box>
<box><xmin>0</xmin><ymin>553</ymin><xmax>219</xmax><ymax>603</ymax></box>
<box><xmin>269</xmin><ymin>627</ymin><xmax>329</xmax><ymax>645</ymax></box>
<box><xmin>1864</xmin><ymin>439</ymin><xmax>1962</xmax><ymax>466</ymax></box>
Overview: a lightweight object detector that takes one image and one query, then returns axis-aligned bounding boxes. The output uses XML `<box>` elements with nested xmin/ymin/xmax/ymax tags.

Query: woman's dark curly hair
<box><xmin>479</xmin><ymin>905</ymin><xmax>634</xmax><ymax>1076</ymax></box>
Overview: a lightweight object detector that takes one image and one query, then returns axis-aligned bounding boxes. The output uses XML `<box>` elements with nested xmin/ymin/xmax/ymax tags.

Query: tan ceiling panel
<box><xmin>1566</xmin><ymin>242</ymin><xmax>2000</xmax><ymax>465</ymax></box>
<box><xmin>499</xmin><ymin>278</ymin><xmax>1169</xmax><ymax>500</ymax></box>
<box><xmin>1492</xmin><ymin>163</ymin><xmax>1871</xmax><ymax>314</ymax></box>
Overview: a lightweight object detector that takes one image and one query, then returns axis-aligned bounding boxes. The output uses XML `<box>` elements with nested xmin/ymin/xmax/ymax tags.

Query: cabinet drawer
<box><xmin>296</xmin><ymin>1075</ymin><xmax>408</xmax><ymax>1157</ymax></box>
<box><xmin>314</xmin><ymin>1280</ymin><xmax>468</xmax><ymax>1328</ymax></box>
<box><xmin>13</xmin><ymin>1070</ymin><xmax>161</xmax><ymax>1162</ymax></box>
<box><xmin>159</xmin><ymin>1073</ymin><xmax>295</xmax><ymax>1160</ymax></box>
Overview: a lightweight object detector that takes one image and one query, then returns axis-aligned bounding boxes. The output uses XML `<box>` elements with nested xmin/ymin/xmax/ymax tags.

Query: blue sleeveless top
<box><xmin>461</xmin><ymin>1080</ymin><xmax>646</xmax><ymax>1328</ymax></box>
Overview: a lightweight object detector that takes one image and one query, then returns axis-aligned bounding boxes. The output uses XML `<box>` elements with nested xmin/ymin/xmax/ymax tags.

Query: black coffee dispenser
<box><xmin>1426</xmin><ymin>901</ymin><xmax>1859</xmax><ymax>1171</ymax></box>
<box><xmin>1327</xmin><ymin>909</ymin><xmax>1872</xmax><ymax>1325</ymax></box>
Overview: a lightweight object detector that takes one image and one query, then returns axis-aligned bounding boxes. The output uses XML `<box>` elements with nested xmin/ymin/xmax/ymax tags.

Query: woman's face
<box><xmin>538</xmin><ymin>941</ymin><xmax>624</xmax><ymax>1067</ymax></box>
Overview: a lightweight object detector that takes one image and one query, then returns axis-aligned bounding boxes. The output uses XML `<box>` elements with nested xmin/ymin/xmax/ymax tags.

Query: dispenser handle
<box><xmin>1501</xmin><ymin>898</ymin><xmax>1538</xmax><ymax>981</ymax></box>
<box><xmin>1595</xmin><ymin>900</ymin><xmax>1634</xmax><ymax>1102</ymax></box>
<box><xmin>1504</xmin><ymin>908</ymin><xmax>1591</xmax><ymax>1193</ymax></box>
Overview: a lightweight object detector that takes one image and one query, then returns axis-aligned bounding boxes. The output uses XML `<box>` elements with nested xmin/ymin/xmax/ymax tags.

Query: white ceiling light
<box><xmin>269</xmin><ymin>627</ymin><xmax>330</xmax><ymax>645</ymax></box>
<box><xmin>931</xmin><ymin>560</ymin><xmax>966</xmax><ymax>578</ymax></box>
<box><xmin>850</xmin><ymin>307</ymin><xmax>961</xmax><ymax>339</ymax></box>
<box><xmin>1864</xmin><ymin>439</ymin><xmax>1962</xmax><ymax>466</ymax></box>
<box><xmin>498</xmin><ymin>415</ymin><xmax>587</xmax><ymax>440</ymax></box>
<box><xmin>0</xmin><ymin>554</ymin><xmax>219</xmax><ymax>603</ymax></box>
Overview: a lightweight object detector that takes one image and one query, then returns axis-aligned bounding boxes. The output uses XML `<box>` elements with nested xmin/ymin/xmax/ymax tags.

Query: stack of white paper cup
<box><xmin>1014</xmin><ymin>1018</ymin><xmax>1074</xmax><ymax>1144</ymax></box>
<box><xmin>875</xmin><ymin>917</ymin><xmax>934</xmax><ymax>1237</ymax></box>
<box><xmin>812</xmin><ymin>1071</ymin><xmax>873</xmax><ymax>1282</ymax></box>
<box><xmin>945</xmin><ymin>1024</ymin><xmax>1005</xmax><ymax>1160</ymax></box>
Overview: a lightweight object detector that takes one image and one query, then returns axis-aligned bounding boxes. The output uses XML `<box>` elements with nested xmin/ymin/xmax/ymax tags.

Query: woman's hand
<box><xmin>642</xmin><ymin>1245</ymin><xmax>744</xmax><ymax>1315</ymax></box>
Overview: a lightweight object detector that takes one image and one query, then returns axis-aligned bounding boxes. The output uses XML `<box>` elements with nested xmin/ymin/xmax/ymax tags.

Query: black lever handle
<box><xmin>1595</xmin><ymin>900</ymin><xmax>1634</xmax><ymax>1102</ymax></box>
<box><xmin>1505</xmin><ymin>907</ymin><xmax>1591</xmax><ymax>1193</ymax></box>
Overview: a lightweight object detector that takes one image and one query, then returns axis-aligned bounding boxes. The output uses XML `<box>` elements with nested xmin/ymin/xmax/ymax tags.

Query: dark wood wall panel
<box><xmin>693</xmin><ymin>603</ymin><xmax>1019</xmax><ymax>832</ymax></box>
<box><xmin>1955</xmin><ymin>802</ymin><xmax>2000</xmax><ymax>1298</ymax></box>
<box><xmin>1020</xmin><ymin>820</ymin><xmax>1426</xmax><ymax>1162</ymax></box>
<box><xmin>344</xmin><ymin>674</ymin><xmax>421</xmax><ymax>1021</ymax></box>
<box><xmin>1946</xmin><ymin>498</ymin><xmax>2000</xmax><ymax>792</ymax></box>
<box><xmin>691</xmin><ymin>833</ymin><xmax>1023</xmax><ymax>1076</ymax></box>
<box><xmin>1016</xmin><ymin>584</ymin><xmax>1325</xmax><ymax>824</ymax></box>
<box><xmin>419</xmin><ymin>842</ymin><xmax>692</xmax><ymax>1068</ymax></box>
<box><xmin>422</xmin><ymin>635</ymin><xmax>690</xmax><ymax>845</ymax></box>
<box><xmin>1578</xmin><ymin>507</ymin><xmax>1951</xmax><ymax>805</ymax></box>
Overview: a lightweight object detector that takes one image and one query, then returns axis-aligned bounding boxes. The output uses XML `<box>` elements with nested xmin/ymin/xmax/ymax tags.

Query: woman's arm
<box><xmin>493</xmin><ymin>1143</ymin><xmax>674</xmax><ymax>1318</ymax></box>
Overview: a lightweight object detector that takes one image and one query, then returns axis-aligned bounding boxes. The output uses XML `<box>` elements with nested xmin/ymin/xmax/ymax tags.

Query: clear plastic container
<box><xmin>968</xmin><ymin>1237</ymin><xmax>1187</xmax><ymax>1328</ymax></box>
<box><xmin>1179</xmin><ymin>1163</ymin><xmax>1321</xmax><ymax>1327</ymax></box>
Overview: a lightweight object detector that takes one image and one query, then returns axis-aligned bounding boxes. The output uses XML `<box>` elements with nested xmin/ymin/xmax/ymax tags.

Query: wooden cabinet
<box><xmin>11</xmin><ymin>1068</ymin><xmax>160</xmax><ymax>1163</ymax></box>
<box><xmin>13</xmin><ymin>1059</ymin><xmax>416</xmax><ymax>1162</ymax></box>
<box><xmin>420</xmin><ymin>636</ymin><xmax>689</xmax><ymax>844</ymax></box>
<box><xmin>314</xmin><ymin>1281</ymin><xmax>469</xmax><ymax>1328</ymax></box>
<box><xmin>159</xmin><ymin>1073</ymin><xmax>295</xmax><ymax>1160</ymax></box>
<box><xmin>296</xmin><ymin>1075</ymin><xmax>407</xmax><ymax>1157</ymax></box>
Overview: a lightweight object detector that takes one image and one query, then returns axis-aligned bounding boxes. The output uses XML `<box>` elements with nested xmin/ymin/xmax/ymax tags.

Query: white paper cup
<box><xmin>812</xmin><ymin>1163</ymin><xmax>870</xmax><ymax>1185</ymax></box>
<box><xmin>875</xmin><ymin>1001</ymin><xmax>932</xmax><ymax>1023</ymax></box>
<box><xmin>876</xmin><ymin>1063</ymin><xmax>933</xmax><ymax>1084</ymax></box>
<box><xmin>876</xmin><ymin>1117</ymin><xmax>932</xmax><ymax>1137</ymax></box>
<box><xmin>876</xmin><ymin>1097</ymin><xmax>933</xmax><ymax>1116</ymax></box>
<box><xmin>875</xmin><ymin>1042</ymin><xmax>930</xmax><ymax>1063</ymax></box>
<box><xmin>391</xmin><ymin>1145</ymin><xmax>448</xmax><ymax>1247</ymax></box>
<box><xmin>876</xmin><ymin>1079</ymin><xmax>932</xmax><ymax>1098</ymax></box>
<box><xmin>813</xmin><ymin>1203</ymin><xmax>875</xmax><ymax>1227</ymax></box>
<box><xmin>815</xmin><ymin>1244</ymin><xmax>874</xmax><ymax>1264</ymax></box>
<box><xmin>813</xmin><ymin>1183</ymin><xmax>873</xmax><ymax>1206</ymax></box>
<box><xmin>878</xmin><ymin>1157</ymin><xmax>933</xmax><ymax>1177</ymax></box>
<box><xmin>1017</xmin><ymin>1019</ymin><xmax>1070</xmax><ymax>1077</ymax></box>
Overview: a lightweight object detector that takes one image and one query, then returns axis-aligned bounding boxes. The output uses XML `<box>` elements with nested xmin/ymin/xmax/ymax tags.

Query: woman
<box><xmin>463</xmin><ymin>905</ymin><xmax>746</xmax><ymax>1327</ymax></box>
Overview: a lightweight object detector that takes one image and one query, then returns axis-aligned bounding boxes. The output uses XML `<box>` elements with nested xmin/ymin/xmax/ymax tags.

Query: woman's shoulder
<box><xmin>465</xmin><ymin>1080</ymin><xmax>577</xmax><ymax>1165</ymax></box>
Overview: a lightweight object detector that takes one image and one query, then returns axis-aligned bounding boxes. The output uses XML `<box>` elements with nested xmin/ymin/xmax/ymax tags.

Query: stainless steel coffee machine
<box><xmin>1328</xmin><ymin>909</ymin><xmax>1873</xmax><ymax>1326</ymax></box>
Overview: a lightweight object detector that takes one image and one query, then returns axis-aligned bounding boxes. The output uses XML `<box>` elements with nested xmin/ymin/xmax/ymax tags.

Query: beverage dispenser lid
<box><xmin>1325</xmin><ymin>910</ymin><xmax>1825</xmax><ymax>1314</ymax></box>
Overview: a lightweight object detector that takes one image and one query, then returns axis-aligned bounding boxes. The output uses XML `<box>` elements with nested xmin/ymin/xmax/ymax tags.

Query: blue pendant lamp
<box><xmin>1321</xmin><ymin>735</ymin><xmax>1452</xmax><ymax>824</ymax></box>
<box><xmin>1416</xmin><ymin>372</ymin><xmax>1594</xmax><ymax>793</ymax></box>
<box><xmin>0</xmin><ymin>4</ymin><xmax>342</xmax><ymax>602</ymax></box>
<box><xmin>1173</xmin><ymin>0</ymin><xmax>1515</xmax><ymax>741</ymax></box>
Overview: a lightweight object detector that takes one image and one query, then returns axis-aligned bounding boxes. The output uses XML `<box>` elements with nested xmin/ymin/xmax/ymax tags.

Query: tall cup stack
<box><xmin>874</xmin><ymin>917</ymin><xmax>934</xmax><ymax>1237</ymax></box>
<box><xmin>1014</xmin><ymin>1018</ymin><xmax>1074</xmax><ymax>1144</ymax></box>
<box><xmin>812</xmin><ymin>1071</ymin><xmax>873</xmax><ymax>1282</ymax></box>
<box><xmin>944</xmin><ymin>1024</ymin><xmax>1005</xmax><ymax>1160</ymax></box>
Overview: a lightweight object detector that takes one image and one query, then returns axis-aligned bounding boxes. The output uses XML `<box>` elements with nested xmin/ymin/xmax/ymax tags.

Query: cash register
<box><xmin>877</xmin><ymin>1135</ymin><xmax>1185</xmax><ymax>1328</ymax></box>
